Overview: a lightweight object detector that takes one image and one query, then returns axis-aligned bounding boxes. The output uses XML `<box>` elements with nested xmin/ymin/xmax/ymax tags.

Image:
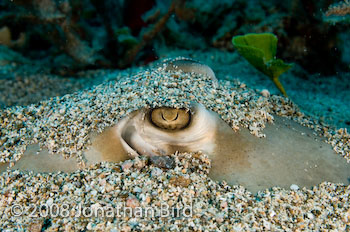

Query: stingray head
<box><xmin>113</xmin><ymin>58</ymin><xmax>219</xmax><ymax>157</ymax></box>
<box><xmin>115</xmin><ymin>103</ymin><xmax>217</xmax><ymax>157</ymax></box>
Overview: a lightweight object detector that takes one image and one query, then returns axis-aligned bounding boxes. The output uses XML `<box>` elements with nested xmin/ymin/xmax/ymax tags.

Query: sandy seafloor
<box><xmin>0</xmin><ymin>47</ymin><xmax>349</xmax><ymax>231</ymax></box>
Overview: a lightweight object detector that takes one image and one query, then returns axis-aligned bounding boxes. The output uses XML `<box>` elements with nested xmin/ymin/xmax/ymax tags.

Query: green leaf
<box><xmin>266</xmin><ymin>59</ymin><xmax>293</xmax><ymax>79</ymax></box>
<box><xmin>232</xmin><ymin>41</ymin><xmax>267</xmax><ymax>74</ymax></box>
<box><xmin>232</xmin><ymin>33</ymin><xmax>277</xmax><ymax>61</ymax></box>
<box><xmin>232</xmin><ymin>33</ymin><xmax>293</xmax><ymax>97</ymax></box>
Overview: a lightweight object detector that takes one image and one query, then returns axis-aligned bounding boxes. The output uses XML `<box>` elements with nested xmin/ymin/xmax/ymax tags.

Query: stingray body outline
<box><xmin>0</xmin><ymin>58</ymin><xmax>349</xmax><ymax>194</ymax></box>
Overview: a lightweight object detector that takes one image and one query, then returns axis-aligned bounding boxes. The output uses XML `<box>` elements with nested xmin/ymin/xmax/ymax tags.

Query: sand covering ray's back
<box><xmin>0</xmin><ymin>60</ymin><xmax>275</xmax><ymax>163</ymax></box>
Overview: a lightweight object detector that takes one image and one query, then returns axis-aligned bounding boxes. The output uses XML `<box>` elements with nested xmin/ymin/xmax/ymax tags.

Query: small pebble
<box><xmin>290</xmin><ymin>184</ymin><xmax>299</xmax><ymax>191</ymax></box>
<box><xmin>260</xmin><ymin>89</ymin><xmax>270</xmax><ymax>98</ymax></box>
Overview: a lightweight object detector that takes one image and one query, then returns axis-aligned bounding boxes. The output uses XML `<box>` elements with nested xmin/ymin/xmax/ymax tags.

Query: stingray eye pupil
<box><xmin>150</xmin><ymin>108</ymin><xmax>190</xmax><ymax>130</ymax></box>
<box><xmin>161</xmin><ymin>110</ymin><xmax>179</xmax><ymax>122</ymax></box>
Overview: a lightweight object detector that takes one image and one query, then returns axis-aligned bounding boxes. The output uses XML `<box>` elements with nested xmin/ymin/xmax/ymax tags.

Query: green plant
<box><xmin>232</xmin><ymin>33</ymin><xmax>292</xmax><ymax>97</ymax></box>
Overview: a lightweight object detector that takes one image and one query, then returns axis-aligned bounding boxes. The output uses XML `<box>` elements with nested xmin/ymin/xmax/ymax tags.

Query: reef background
<box><xmin>0</xmin><ymin>0</ymin><xmax>349</xmax><ymax>128</ymax></box>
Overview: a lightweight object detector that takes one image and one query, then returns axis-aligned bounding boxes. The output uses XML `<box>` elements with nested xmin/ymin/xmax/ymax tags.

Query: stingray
<box><xmin>1</xmin><ymin>60</ymin><xmax>349</xmax><ymax>194</ymax></box>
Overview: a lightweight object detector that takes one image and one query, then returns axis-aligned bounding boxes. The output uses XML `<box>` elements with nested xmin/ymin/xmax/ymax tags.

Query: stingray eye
<box><xmin>150</xmin><ymin>108</ymin><xmax>190</xmax><ymax>130</ymax></box>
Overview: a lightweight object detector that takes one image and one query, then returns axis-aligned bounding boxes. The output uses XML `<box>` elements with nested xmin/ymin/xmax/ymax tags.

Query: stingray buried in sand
<box><xmin>1</xmin><ymin>59</ymin><xmax>349</xmax><ymax>194</ymax></box>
